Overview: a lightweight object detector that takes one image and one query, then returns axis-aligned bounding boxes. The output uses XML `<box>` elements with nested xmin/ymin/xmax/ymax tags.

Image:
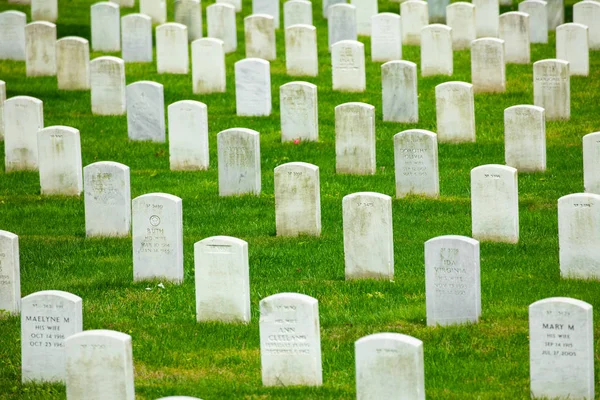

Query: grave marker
<box><xmin>583</xmin><ymin>132</ymin><xmax>600</xmax><ymax>195</ymax></box>
<box><xmin>235</xmin><ymin>58</ymin><xmax>271</xmax><ymax>116</ymax></box>
<box><xmin>371</xmin><ymin>13</ymin><xmax>402</xmax><ymax>62</ymax></box>
<box><xmin>382</xmin><ymin>61</ymin><xmax>418</xmax><ymax>123</ymax></box>
<box><xmin>499</xmin><ymin>12</ymin><xmax>530</xmax><ymax>64</ymax></box>
<box><xmin>533</xmin><ymin>59</ymin><xmax>570</xmax><ymax>121</ymax></box>
<box><xmin>401</xmin><ymin>1</ymin><xmax>428</xmax><ymax>45</ymax></box>
<box><xmin>446</xmin><ymin>2</ymin><xmax>475</xmax><ymax>50</ymax></box>
<box><xmin>280</xmin><ymin>82</ymin><xmax>318</xmax><ymax>142</ymax></box>
<box><xmin>421</xmin><ymin>24</ymin><xmax>453</xmax><ymax>76</ymax></box>
<box><xmin>328</xmin><ymin>4</ymin><xmax>357</xmax><ymax>50</ymax></box>
<box><xmin>331</xmin><ymin>40</ymin><xmax>365</xmax><ymax>92</ymax></box>
<box><xmin>574</xmin><ymin>1</ymin><xmax>600</xmax><ymax>50</ymax></box>
<box><xmin>504</xmin><ymin>105</ymin><xmax>546</xmax><ymax>172</ymax></box>
<box><xmin>473</xmin><ymin>0</ymin><xmax>499</xmax><ymax>38</ymax></box>
<box><xmin>335</xmin><ymin>102</ymin><xmax>375</xmax><ymax>174</ymax></box>
<box><xmin>0</xmin><ymin>81</ymin><xmax>5</xmax><ymax>140</ymax></box>
<box><xmin>121</xmin><ymin>13</ymin><xmax>153</xmax><ymax>62</ymax></box>
<box><xmin>556</xmin><ymin>23</ymin><xmax>589</xmax><ymax>76</ymax></box>
<box><xmin>25</xmin><ymin>21</ymin><xmax>56</xmax><ymax>77</ymax></box>
<box><xmin>174</xmin><ymin>0</ymin><xmax>202</xmax><ymax>42</ymax></box>
<box><xmin>207</xmin><ymin>4</ymin><xmax>237</xmax><ymax>54</ymax></box>
<box><xmin>4</xmin><ymin>96</ymin><xmax>43</xmax><ymax>172</ymax></box>
<box><xmin>217</xmin><ymin>128</ymin><xmax>261</xmax><ymax>196</ymax></box>
<box><xmin>91</xmin><ymin>2</ymin><xmax>120</xmax><ymax>52</ymax></box>
<box><xmin>37</xmin><ymin>126</ymin><xmax>83</xmax><ymax>196</ymax></box>
<box><xmin>252</xmin><ymin>0</ymin><xmax>280</xmax><ymax>29</ymax></box>
<box><xmin>351</xmin><ymin>0</ymin><xmax>377</xmax><ymax>36</ymax></box>
<box><xmin>56</xmin><ymin>37</ymin><xmax>90</xmax><ymax>90</ymax></box>
<box><xmin>32</xmin><ymin>0</ymin><xmax>58</xmax><ymax>22</ymax></box>
<box><xmin>244</xmin><ymin>14</ymin><xmax>276</xmax><ymax>60</ymax></box>
<box><xmin>126</xmin><ymin>81</ymin><xmax>165</xmax><ymax>142</ymax></box>
<box><xmin>0</xmin><ymin>230</ymin><xmax>19</xmax><ymax>315</ymax></box>
<box><xmin>285</xmin><ymin>24</ymin><xmax>318</xmax><ymax>77</ymax></box>
<box><xmin>471</xmin><ymin>38</ymin><xmax>505</xmax><ymax>93</ymax></box>
<box><xmin>156</xmin><ymin>23</ymin><xmax>189</xmax><ymax>74</ymax></box>
<box><xmin>217</xmin><ymin>0</ymin><xmax>241</xmax><ymax>12</ymax></box>
<box><xmin>435</xmin><ymin>82</ymin><xmax>475</xmax><ymax>143</ymax></box>
<box><xmin>192</xmin><ymin>38</ymin><xmax>226</xmax><ymax>93</ymax></box>
<box><xmin>140</xmin><ymin>0</ymin><xmax>166</xmax><ymax>24</ymax></box>
<box><xmin>394</xmin><ymin>129</ymin><xmax>439</xmax><ymax>198</ymax></box>
<box><xmin>428</xmin><ymin>0</ymin><xmax>450</xmax><ymax>23</ymax></box>
<box><xmin>0</xmin><ymin>11</ymin><xmax>26</xmax><ymax>60</ymax></box>
<box><xmin>547</xmin><ymin>0</ymin><xmax>563</xmax><ymax>30</ymax></box>
<box><xmin>168</xmin><ymin>100</ymin><xmax>209</xmax><ymax>170</ymax></box>
<box><xmin>90</xmin><ymin>56</ymin><xmax>126</xmax><ymax>115</ymax></box>
<box><xmin>519</xmin><ymin>0</ymin><xmax>548</xmax><ymax>44</ymax></box>
<box><xmin>283</xmin><ymin>0</ymin><xmax>312</xmax><ymax>29</ymax></box>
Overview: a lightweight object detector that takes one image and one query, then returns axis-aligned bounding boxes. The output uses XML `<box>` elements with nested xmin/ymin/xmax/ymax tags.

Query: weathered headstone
<box><xmin>90</xmin><ymin>56</ymin><xmax>126</xmax><ymax>115</ymax></box>
<box><xmin>371</xmin><ymin>13</ymin><xmax>402</xmax><ymax>62</ymax></box>
<box><xmin>217</xmin><ymin>128</ymin><xmax>261</xmax><ymax>196</ymax></box>
<box><xmin>446</xmin><ymin>2</ymin><xmax>475</xmax><ymax>50</ymax></box>
<box><xmin>259</xmin><ymin>293</ymin><xmax>322</xmax><ymax>386</ymax></box>
<box><xmin>206</xmin><ymin>4</ymin><xmax>237</xmax><ymax>54</ymax></box>
<box><xmin>235</xmin><ymin>58</ymin><xmax>271</xmax><ymax>116</ymax></box>
<box><xmin>504</xmin><ymin>105</ymin><xmax>546</xmax><ymax>172</ymax></box>
<box><xmin>25</xmin><ymin>21</ymin><xmax>56</xmax><ymax>77</ymax></box>
<box><xmin>401</xmin><ymin>1</ymin><xmax>428</xmax><ymax>45</ymax></box>
<box><xmin>394</xmin><ymin>129</ymin><xmax>439</xmax><ymax>198</ymax></box>
<box><xmin>343</xmin><ymin>192</ymin><xmax>393</xmax><ymax>280</ymax></box>
<box><xmin>351</xmin><ymin>0</ymin><xmax>377</xmax><ymax>36</ymax></box>
<box><xmin>156</xmin><ymin>23</ymin><xmax>189</xmax><ymax>74</ymax></box>
<box><xmin>328</xmin><ymin>4</ymin><xmax>357</xmax><ymax>51</ymax></box>
<box><xmin>285</xmin><ymin>24</ymin><xmax>318</xmax><ymax>77</ymax></box>
<box><xmin>110</xmin><ymin>0</ymin><xmax>134</xmax><ymax>7</ymax></box>
<box><xmin>556</xmin><ymin>23</ymin><xmax>589</xmax><ymax>76</ymax></box>
<box><xmin>0</xmin><ymin>11</ymin><xmax>26</xmax><ymax>60</ymax></box>
<box><xmin>355</xmin><ymin>333</ymin><xmax>425</xmax><ymax>400</ymax></box>
<box><xmin>174</xmin><ymin>0</ymin><xmax>202</xmax><ymax>41</ymax></box>
<box><xmin>425</xmin><ymin>235</ymin><xmax>481</xmax><ymax>326</ymax></box>
<box><xmin>533</xmin><ymin>59</ymin><xmax>570</xmax><ymax>121</ymax></box>
<box><xmin>546</xmin><ymin>0</ymin><xmax>563</xmax><ymax>30</ymax></box>
<box><xmin>428</xmin><ymin>0</ymin><xmax>450</xmax><ymax>23</ymax></box>
<box><xmin>84</xmin><ymin>161</ymin><xmax>131</xmax><ymax>237</ymax></box>
<box><xmin>331</xmin><ymin>40</ymin><xmax>366</xmax><ymax>92</ymax></box>
<box><xmin>126</xmin><ymin>81</ymin><xmax>165</xmax><ymax>142</ymax></box>
<box><xmin>283</xmin><ymin>0</ymin><xmax>312</xmax><ymax>29</ymax></box>
<box><xmin>65</xmin><ymin>330</ymin><xmax>135</xmax><ymax>400</ymax></box>
<box><xmin>132</xmin><ymin>193</ymin><xmax>184</xmax><ymax>283</ymax></box>
<box><xmin>244</xmin><ymin>14</ymin><xmax>276</xmax><ymax>60</ymax></box>
<box><xmin>470</xmin><ymin>164</ymin><xmax>519</xmax><ymax>243</ymax></box>
<box><xmin>499</xmin><ymin>12</ymin><xmax>530</xmax><ymax>64</ymax></box>
<box><xmin>37</xmin><ymin>126</ymin><xmax>83</xmax><ymax>196</ymax></box>
<box><xmin>574</xmin><ymin>1</ymin><xmax>600</xmax><ymax>50</ymax></box>
<box><xmin>32</xmin><ymin>0</ymin><xmax>58</xmax><ymax>22</ymax></box>
<box><xmin>280</xmin><ymin>82</ymin><xmax>318</xmax><ymax>142</ymax></box>
<box><xmin>21</xmin><ymin>290</ymin><xmax>82</xmax><ymax>382</ymax></box>
<box><xmin>0</xmin><ymin>230</ymin><xmax>19</xmax><ymax>315</ymax></box>
<box><xmin>382</xmin><ymin>61</ymin><xmax>418</xmax><ymax>123</ymax></box>
<box><xmin>252</xmin><ymin>0</ymin><xmax>280</xmax><ymax>28</ymax></box>
<box><xmin>529</xmin><ymin>298</ymin><xmax>594</xmax><ymax>399</ymax></box>
<box><xmin>583</xmin><ymin>132</ymin><xmax>600</xmax><ymax>195</ymax></box>
<box><xmin>192</xmin><ymin>38</ymin><xmax>226</xmax><ymax>93</ymax></box>
<box><xmin>335</xmin><ymin>102</ymin><xmax>375</xmax><ymax>174</ymax></box>
<box><xmin>56</xmin><ymin>37</ymin><xmax>90</xmax><ymax>90</ymax></box>
<box><xmin>558</xmin><ymin>193</ymin><xmax>600</xmax><ymax>279</ymax></box>
<box><xmin>435</xmin><ymin>82</ymin><xmax>475</xmax><ymax>143</ymax></box>
<box><xmin>91</xmin><ymin>2</ymin><xmax>120</xmax><ymax>52</ymax></box>
<box><xmin>0</xmin><ymin>81</ymin><xmax>5</xmax><ymax>140</ymax></box>
<box><xmin>168</xmin><ymin>100</ymin><xmax>209</xmax><ymax>170</ymax></box>
<box><xmin>121</xmin><ymin>13</ymin><xmax>153</xmax><ymax>62</ymax></box>
<box><xmin>274</xmin><ymin>162</ymin><xmax>321</xmax><ymax>236</ymax></box>
<box><xmin>473</xmin><ymin>0</ymin><xmax>499</xmax><ymax>38</ymax></box>
<box><xmin>4</xmin><ymin>96</ymin><xmax>43</xmax><ymax>172</ymax></box>
<box><xmin>519</xmin><ymin>0</ymin><xmax>548</xmax><ymax>44</ymax></box>
<box><xmin>140</xmin><ymin>0</ymin><xmax>166</xmax><ymax>24</ymax></box>
<box><xmin>323</xmin><ymin>0</ymin><xmax>346</xmax><ymax>18</ymax></box>
<box><xmin>471</xmin><ymin>38</ymin><xmax>505</xmax><ymax>93</ymax></box>
<box><xmin>194</xmin><ymin>236</ymin><xmax>251</xmax><ymax>323</ymax></box>
<box><xmin>217</xmin><ymin>0</ymin><xmax>241</xmax><ymax>12</ymax></box>
<box><xmin>421</xmin><ymin>24</ymin><xmax>453</xmax><ymax>76</ymax></box>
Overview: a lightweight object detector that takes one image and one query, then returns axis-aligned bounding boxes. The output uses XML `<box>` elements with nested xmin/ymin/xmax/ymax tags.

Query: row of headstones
<box><xmin>12</xmin><ymin>288</ymin><xmax>596</xmax><ymax>399</ymax></box>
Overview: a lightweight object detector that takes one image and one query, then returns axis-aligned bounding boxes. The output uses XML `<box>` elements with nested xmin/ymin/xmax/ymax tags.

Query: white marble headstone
<box><xmin>558</xmin><ymin>193</ymin><xmax>600</xmax><ymax>279</ymax></box>
<box><xmin>121</xmin><ymin>13</ymin><xmax>153</xmax><ymax>62</ymax></box>
<box><xmin>283</xmin><ymin>0</ymin><xmax>312</xmax><ymax>29</ymax></box>
<box><xmin>110</xmin><ymin>0</ymin><xmax>134</xmax><ymax>7</ymax></box>
<box><xmin>192</xmin><ymin>38</ymin><xmax>226</xmax><ymax>93</ymax></box>
<box><xmin>473</xmin><ymin>0</ymin><xmax>499</xmax><ymax>38</ymax></box>
<box><xmin>371</xmin><ymin>13</ymin><xmax>402</xmax><ymax>62</ymax></box>
<box><xmin>65</xmin><ymin>330</ymin><xmax>134</xmax><ymax>400</ymax></box>
<box><xmin>394</xmin><ymin>129</ymin><xmax>439</xmax><ymax>198</ymax></box>
<box><xmin>421</xmin><ymin>24</ymin><xmax>453</xmax><ymax>76</ymax></box>
<box><xmin>217</xmin><ymin>0</ymin><xmax>241</xmax><ymax>12</ymax></box>
<box><xmin>328</xmin><ymin>4</ymin><xmax>357</xmax><ymax>50</ymax></box>
<box><xmin>280</xmin><ymin>82</ymin><xmax>318</xmax><ymax>142</ymax></box>
<box><xmin>195</xmin><ymin>236</ymin><xmax>251</xmax><ymax>323</ymax></box>
<box><xmin>140</xmin><ymin>0</ymin><xmax>166</xmax><ymax>24</ymax></box>
<box><xmin>259</xmin><ymin>293</ymin><xmax>322</xmax><ymax>386</ymax></box>
<box><xmin>132</xmin><ymin>193</ymin><xmax>184</xmax><ymax>283</ymax></box>
<box><xmin>504</xmin><ymin>105</ymin><xmax>546</xmax><ymax>172</ymax></box>
<box><xmin>126</xmin><ymin>81</ymin><xmax>165</xmax><ymax>142</ymax></box>
<box><xmin>574</xmin><ymin>1</ymin><xmax>600</xmax><ymax>50</ymax></box>
<box><xmin>206</xmin><ymin>4</ymin><xmax>237</xmax><ymax>54</ymax></box>
<box><xmin>355</xmin><ymin>333</ymin><xmax>425</xmax><ymax>400</ymax></box>
<box><xmin>446</xmin><ymin>2</ymin><xmax>475</xmax><ymax>50</ymax></box>
<box><xmin>331</xmin><ymin>40</ymin><xmax>366</xmax><ymax>92</ymax></box>
<box><xmin>91</xmin><ymin>2</ymin><xmax>120</xmax><ymax>52</ymax></box>
<box><xmin>0</xmin><ymin>230</ymin><xmax>19</xmax><ymax>315</ymax></box>
<box><xmin>84</xmin><ymin>161</ymin><xmax>131</xmax><ymax>237</ymax></box>
<box><xmin>470</xmin><ymin>164</ymin><xmax>519</xmax><ymax>243</ymax></box>
<box><xmin>343</xmin><ymin>192</ymin><xmax>393</xmax><ymax>280</ymax></box>
<box><xmin>37</xmin><ymin>126</ymin><xmax>83</xmax><ymax>196</ymax></box>
<box><xmin>556</xmin><ymin>23</ymin><xmax>589</xmax><ymax>76</ymax></box>
<box><xmin>499</xmin><ymin>12</ymin><xmax>530</xmax><ymax>64</ymax></box>
<box><xmin>25</xmin><ymin>21</ymin><xmax>56</xmax><ymax>77</ymax></box>
<box><xmin>285</xmin><ymin>24</ymin><xmax>318</xmax><ymax>77</ymax></box>
<box><xmin>252</xmin><ymin>0</ymin><xmax>280</xmax><ymax>28</ymax></box>
<box><xmin>583</xmin><ymin>132</ymin><xmax>600</xmax><ymax>195</ymax></box>
<box><xmin>428</xmin><ymin>0</ymin><xmax>450</xmax><ymax>23</ymax></box>
<box><xmin>156</xmin><ymin>23</ymin><xmax>189</xmax><ymax>74</ymax></box>
<box><xmin>21</xmin><ymin>290</ymin><xmax>82</xmax><ymax>382</ymax></box>
<box><xmin>381</xmin><ymin>61</ymin><xmax>418</xmax><ymax>123</ymax></box>
<box><xmin>425</xmin><ymin>235</ymin><xmax>481</xmax><ymax>326</ymax></box>
<box><xmin>471</xmin><ymin>38</ymin><xmax>505</xmax><ymax>93</ymax></box>
<box><xmin>351</xmin><ymin>0</ymin><xmax>377</xmax><ymax>36</ymax></box>
<box><xmin>435</xmin><ymin>82</ymin><xmax>475</xmax><ymax>143</ymax></box>
<box><xmin>0</xmin><ymin>11</ymin><xmax>26</xmax><ymax>60</ymax></box>
<box><xmin>217</xmin><ymin>128</ymin><xmax>261</xmax><ymax>196</ymax></box>
<box><xmin>4</xmin><ymin>96</ymin><xmax>43</xmax><ymax>172</ymax></box>
<box><xmin>322</xmin><ymin>0</ymin><xmax>346</xmax><ymax>18</ymax></box>
<box><xmin>168</xmin><ymin>100</ymin><xmax>209</xmax><ymax>171</ymax></box>
<box><xmin>519</xmin><ymin>0</ymin><xmax>548</xmax><ymax>44</ymax></box>
<box><xmin>90</xmin><ymin>56</ymin><xmax>126</xmax><ymax>115</ymax></box>
<box><xmin>32</xmin><ymin>0</ymin><xmax>58</xmax><ymax>22</ymax></box>
<box><xmin>546</xmin><ymin>0</ymin><xmax>563</xmax><ymax>31</ymax></box>
<box><xmin>235</xmin><ymin>58</ymin><xmax>271</xmax><ymax>116</ymax></box>
<box><xmin>56</xmin><ymin>37</ymin><xmax>90</xmax><ymax>90</ymax></box>
<box><xmin>174</xmin><ymin>0</ymin><xmax>202</xmax><ymax>41</ymax></box>
<box><xmin>401</xmin><ymin>1</ymin><xmax>428</xmax><ymax>45</ymax></box>
<box><xmin>533</xmin><ymin>59</ymin><xmax>570</xmax><ymax>121</ymax></box>
<box><xmin>274</xmin><ymin>162</ymin><xmax>321</xmax><ymax>236</ymax></box>
<box><xmin>335</xmin><ymin>102</ymin><xmax>375</xmax><ymax>174</ymax></box>
<box><xmin>0</xmin><ymin>81</ymin><xmax>5</xmax><ymax>140</ymax></box>
<box><xmin>244</xmin><ymin>14</ymin><xmax>276</xmax><ymax>60</ymax></box>
<box><xmin>529</xmin><ymin>298</ymin><xmax>594</xmax><ymax>399</ymax></box>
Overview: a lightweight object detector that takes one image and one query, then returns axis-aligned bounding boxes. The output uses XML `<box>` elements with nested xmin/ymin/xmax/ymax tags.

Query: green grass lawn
<box><xmin>0</xmin><ymin>0</ymin><xmax>598</xmax><ymax>398</ymax></box>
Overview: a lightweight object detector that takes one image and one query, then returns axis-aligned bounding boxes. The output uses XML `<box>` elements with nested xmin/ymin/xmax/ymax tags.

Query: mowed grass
<box><xmin>0</xmin><ymin>0</ymin><xmax>598</xmax><ymax>398</ymax></box>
